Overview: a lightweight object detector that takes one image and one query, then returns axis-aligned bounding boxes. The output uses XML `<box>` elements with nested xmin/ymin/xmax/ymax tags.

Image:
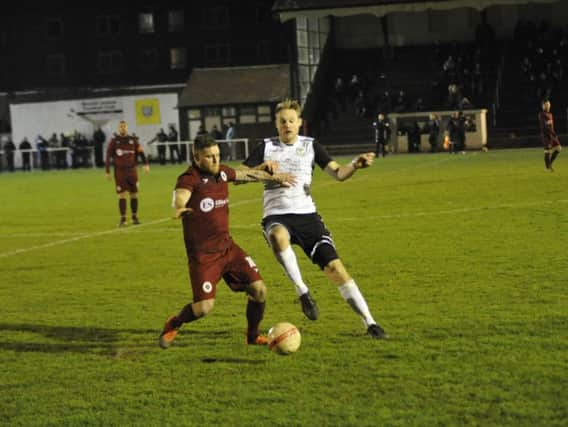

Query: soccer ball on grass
<box><xmin>267</xmin><ymin>322</ymin><xmax>301</xmax><ymax>355</ymax></box>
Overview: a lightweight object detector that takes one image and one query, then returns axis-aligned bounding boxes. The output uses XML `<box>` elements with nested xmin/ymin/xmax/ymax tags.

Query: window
<box><xmin>96</xmin><ymin>15</ymin><xmax>120</xmax><ymax>36</ymax></box>
<box><xmin>205</xmin><ymin>107</ymin><xmax>221</xmax><ymax>117</ymax></box>
<box><xmin>204</xmin><ymin>43</ymin><xmax>231</xmax><ymax>65</ymax></box>
<box><xmin>138</xmin><ymin>13</ymin><xmax>155</xmax><ymax>34</ymax></box>
<box><xmin>187</xmin><ymin>109</ymin><xmax>201</xmax><ymax>120</ymax></box>
<box><xmin>46</xmin><ymin>54</ymin><xmax>65</xmax><ymax>76</ymax></box>
<box><xmin>140</xmin><ymin>48</ymin><xmax>158</xmax><ymax>71</ymax></box>
<box><xmin>295</xmin><ymin>16</ymin><xmax>329</xmax><ymax>106</ymax></box>
<box><xmin>98</xmin><ymin>50</ymin><xmax>124</xmax><ymax>74</ymax></box>
<box><xmin>203</xmin><ymin>6</ymin><xmax>229</xmax><ymax>27</ymax></box>
<box><xmin>46</xmin><ymin>18</ymin><xmax>63</xmax><ymax>39</ymax></box>
<box><xmin>258</xmin><ymin>105</ymin><xmax>271</xmax><ymax>123</ymax></box>
<box><xmin>239</xmin><ymin>106</ymin><xmax>256</xmax><ymax>124</ymax></box>
<box><xmin>222</xmin><ymin>107</ymin><xmax>236</xmax><ymax>117</ymax></box>
<box><xmin>168</xmin><ymin>10</ymin><xmax>184</xmax><ymax>32</ymax></box>
<box><xmin>170</xmin><ymin>47</ymin><xmax>187</xmax><ymax>70</ymax></box>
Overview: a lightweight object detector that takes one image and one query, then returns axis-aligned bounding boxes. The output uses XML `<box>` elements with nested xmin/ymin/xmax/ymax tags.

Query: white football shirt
<box><xmin>243</xmin><ymin>136</ymin><xmax>333</xmax><ymax>218</ymax></box>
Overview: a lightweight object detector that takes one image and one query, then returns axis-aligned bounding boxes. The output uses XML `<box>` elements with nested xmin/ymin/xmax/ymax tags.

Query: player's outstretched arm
<box><xmin>325</xmin><ymin>152</ymin><xmax>375</xmax><ymax>182</ymax></box>
<box><xmin>173</xmin><ymin>188</ymin><xmax>193</xmax><ymax>219</ymax></box>
<box><xmin>234</xmin><ymin>169</ymin><xmax>296</xmax><ymax>187</ymax></box>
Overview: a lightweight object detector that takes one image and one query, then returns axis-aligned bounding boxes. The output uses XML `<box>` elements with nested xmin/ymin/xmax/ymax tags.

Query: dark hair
<box><xmin>193</xmin><ymin>134</ymin><xmax>217</xmax><ymax>151</ymax></box>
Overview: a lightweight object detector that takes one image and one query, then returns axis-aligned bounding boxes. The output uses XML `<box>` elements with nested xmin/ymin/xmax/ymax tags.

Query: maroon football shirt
<box><xmin>175</xmin><ymin>165</ymin><xmax>237</xmax><ymax>258</ymax></box>
<box><xmin>105</xmin><ymin>134</ymin><xmax>144</xmax><ymax>172</ymax></box>
<box><xmin>538</xmin><ymin>111</ymin><xmax>560</xmax><ymax>146</ymax></box>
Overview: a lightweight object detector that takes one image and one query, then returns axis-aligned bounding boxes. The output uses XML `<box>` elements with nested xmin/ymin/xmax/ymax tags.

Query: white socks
<box><xmin>277</xmin><ymin>246</ymin><xmax>309</xmax><ymax>296</ymax></box>
<box><xmin>338</xmin><ymin>279</ymin><xmax>376</xmax><ymax>327</ymax></box>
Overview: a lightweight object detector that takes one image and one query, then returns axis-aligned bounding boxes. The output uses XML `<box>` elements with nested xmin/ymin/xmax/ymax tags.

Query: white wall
<box><xmin>10</xmin><ymin>93</ymin><xmax>179</xmax><ymax>151</ymax></box>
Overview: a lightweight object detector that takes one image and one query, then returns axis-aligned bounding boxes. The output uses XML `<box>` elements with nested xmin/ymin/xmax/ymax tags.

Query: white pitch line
<box><xmin>0</xmin><ymin>155</ymin><xmax>553</xmax><ymax>258</ymax></box>
<box><xmin>0</xmin><ymin>196</ymin><xmax>265</xmax><ymax>259</ymax></box>
<box><xmin>0</xmin><ymin>217</ymin><xmax>170</xmax><ymax>259</ymax></box>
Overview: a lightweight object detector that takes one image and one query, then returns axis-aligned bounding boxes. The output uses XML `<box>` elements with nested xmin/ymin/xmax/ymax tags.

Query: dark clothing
<box><xmin>423</xmin><ymin>119</ymin><xmax>440</xmax><ymax>152</ymax></box>
<box><xmin>372</xmin><ymin>118</ymin><xmax>391</xmax><ymax>157</ymax></box>
<box><xmin>19</xmin><ymin>140</ymin><xmax>32</xmax><ymax>171</ymax></box>
<box><xmin>447</xmin><ymin>118</ymin><xmax>460</xmax><ymax>153</ymax></box>
<box><xmin>4</xmin><ymin>141</ymin><xmax>16</xmax><ymax>171</ymax></box>
<box><xmin>36</xmin><ymin>138</ymin><xmax>50</xmax><ymax>170</ymax></box>
<box><xmin>154</xmin><ymin>130</ymin><xmax>168</xmax><ymax>165</ymax></box>
<box><xmin>407</xmin><ymin>123</ymin><xmax>422</xmax><ymax>153</ymax></box>
<box><xmin>93</xmin><ymin>129</ymin><xmax>106</xmax><ymax>167</ymax></box>
<box><xmin>168</xmin><ymin>128</ymin><xmax>181</xmax><ymax>164</ymax></box>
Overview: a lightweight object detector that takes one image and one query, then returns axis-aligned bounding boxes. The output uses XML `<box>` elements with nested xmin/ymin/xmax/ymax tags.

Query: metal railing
<box><xmin>0</xmin><ymin>147</ymin><xmax>95</xmax><ymax>171</ymax></box>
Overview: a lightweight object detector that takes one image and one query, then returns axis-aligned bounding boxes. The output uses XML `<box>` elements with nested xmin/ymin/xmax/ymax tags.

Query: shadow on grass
<box><xmin>0</xmin><ymin>323</ymin><xmax>230</xmax><ymax>356</ymax></box>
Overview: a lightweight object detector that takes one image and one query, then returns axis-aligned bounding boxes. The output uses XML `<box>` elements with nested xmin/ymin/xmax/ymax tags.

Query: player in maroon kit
<box><xmin>105</xmin><ymin>121</ymin><xmax>150</xmax><ymax>227</ymax></box>
<box><xmin>159</xmin><ymin>134</ymin><xmax>296</xmax><ymax>349</ymax></box>
<box><xmin>539</xmin><ymin>100</ymin><xmax>562</xmax><ymax>171</ymax></box>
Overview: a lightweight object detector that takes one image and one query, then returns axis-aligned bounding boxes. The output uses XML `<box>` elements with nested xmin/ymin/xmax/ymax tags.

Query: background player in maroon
<box><xmin>159</xmin><ymin>134</ymin><xmax>295</xmax><ymax>349</ymax></box>
<box><xmin>105</xmin><ymin>120</ymin><xmax>150</xmax><ymax>226</ymax></box>
<box><xmin>539</xmin><ymin>100</ymin><xmax>562</xmax><ymax>171</ymax></box>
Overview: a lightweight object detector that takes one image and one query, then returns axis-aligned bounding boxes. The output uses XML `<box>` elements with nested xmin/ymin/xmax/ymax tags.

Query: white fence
<box><xmin>146</xmin><ymin>138</ymin><xmax>250</xmax><ymax>164</ymax></box>
<box><xmin>0</xmin><ymin>147</ymin><xmax>95</xmax><ymax>171</ymax></box>
<box><xmin>0</xmin><ymin>138</ymin><xmax>252</xmax><ymax>172</ymax></box>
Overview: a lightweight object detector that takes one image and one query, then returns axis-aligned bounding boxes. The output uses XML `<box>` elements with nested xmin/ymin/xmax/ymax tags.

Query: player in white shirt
<box><xmin>243</xmin><ymin>99</ymin><xmax>387</xmax><ymax>339</ymax></box>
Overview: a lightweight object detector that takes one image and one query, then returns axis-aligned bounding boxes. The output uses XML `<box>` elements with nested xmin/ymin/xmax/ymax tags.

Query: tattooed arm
<box><xmin>234</xmin><ymin>169</ymin><xmax>296</xmax><ymax>187</ymax></box>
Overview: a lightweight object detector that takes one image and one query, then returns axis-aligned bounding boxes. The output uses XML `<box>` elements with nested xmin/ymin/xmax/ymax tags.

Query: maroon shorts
<box><xmin>114</xmin><ymin>168</ymin><xmax>138</xmax><ymax>193</ymax></box>
<box><xmin>188</xmin><ymin>241</ymin><xmax>262</xmax><ymax>302</ymax></box>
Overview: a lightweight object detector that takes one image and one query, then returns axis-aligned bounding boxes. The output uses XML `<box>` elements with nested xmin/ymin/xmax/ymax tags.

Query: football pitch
<box><xmin>0</xmin><ymin>148</ymin><xmax>566</xmax><ymax>426</ymax></box>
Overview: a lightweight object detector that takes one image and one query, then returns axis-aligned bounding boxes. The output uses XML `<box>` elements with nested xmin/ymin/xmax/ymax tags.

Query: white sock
<box><xmin>277</xmin><ymin>246</ymin><xmax>309</xmax><ymax>296</ymax></box>
<box><xmin>338</xmin><ymin>279</ymin><xmax>376</xmax><ymax>327</ymax></box>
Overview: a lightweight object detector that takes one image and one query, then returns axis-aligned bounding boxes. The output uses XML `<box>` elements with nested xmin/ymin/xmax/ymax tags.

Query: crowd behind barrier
<box><xmin>0</xmin><ymin>138</ymin><xmax>251</xmax><ymax>173</ymax></box>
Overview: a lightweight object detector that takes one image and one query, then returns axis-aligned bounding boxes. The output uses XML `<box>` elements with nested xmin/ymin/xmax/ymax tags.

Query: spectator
<box><xmin>407</xmin><ymin>121</ymin><xmax>422</xmax><ymax>153</ymax></box>
<box><xmin>347</xmin><ymin>74</ymin><xmax>360</xmax><ymax>107</ymax></box>
<box><xmin>168</xmin><ymin>124</ymin><xmax>181</xmax><ymax>164</ymax></box>
<box><xmin>36</xmin><ymin>135</ymin><xmax>49</xmax><ymax>170</ymax></box>
<box><xmin>333</xmin><ymin>76</ymin><xmax>346</xmax><ymax>112</ymax></box>
<box><xmin>225</xmin><ymin>121</ymin><xmax>236</xmax><ymax>161</ymax></box>
<box><xmin>19</xmin><ymin>137</ymin><xmax>32</xmax><ymax>171</ymax></box>
<box><xmin>377</xmin><ymin>90</ymin><xmax>392</xmax><ymax>115</ymax></box>
<box><xmin>447</xmin><ymin>112</ymin><xmax>460</xmax><ymax>154</ymax></box>
<box><xmin>149</xmin><ymin>128</ymin><xmax>168</xmax><ymax>165</ymax></box>
<box><xmin>93</xmin><ymin>127</ymin><xmax>106</xmax><ymax>168</ymax></box>
<box><xmin>372</xmin><ymin>113</ymin><xmax>391</xmax><ymax>157</ymax></box>
<box><xmin>423</xmin><ymin>114</ymin><xmax>440</xmax><ymax>152</ymax></box>
<box><xmin>3</xmin><ymin>138</ymin><xmax>16</xmax><ymax>172</ymax></box>
<box><xmin>354</xmin><ymin>89</ymin><xmax>366</xmax><ymax>117</ymax></box>
<box><xmin>393</xmin><ymin>90</ymin><xmax>408</xmax><ymax>113</ymax></box>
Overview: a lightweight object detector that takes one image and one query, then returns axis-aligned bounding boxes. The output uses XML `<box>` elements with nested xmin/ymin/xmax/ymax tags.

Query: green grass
<box><xmin>0</xmin><ymin>148</ymin><xmax>567</xmax><ymax>426</ymax></box>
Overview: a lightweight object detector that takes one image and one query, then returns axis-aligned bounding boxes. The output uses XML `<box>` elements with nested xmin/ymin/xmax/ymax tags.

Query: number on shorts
<box><xmin>245</xmin><ymin>256</ymin><xmax>258</xmax><ymax>272</ymax></box>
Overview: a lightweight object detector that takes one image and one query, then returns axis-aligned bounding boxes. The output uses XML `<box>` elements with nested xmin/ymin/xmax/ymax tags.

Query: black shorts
<box><xmin>262</xmin><ymin>213</ymin><xmax>339</xmax><ymax>269</ymax></box>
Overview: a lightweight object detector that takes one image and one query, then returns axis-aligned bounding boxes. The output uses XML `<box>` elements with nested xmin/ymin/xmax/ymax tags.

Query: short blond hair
<box><xmin>275</xmin><ymin>99</ymin><xmax>302</xmax><ymax>116</ymax></box>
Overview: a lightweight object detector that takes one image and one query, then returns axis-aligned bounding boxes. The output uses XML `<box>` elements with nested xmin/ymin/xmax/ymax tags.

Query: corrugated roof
<box><xmin>178</xmin><ymin>64</ymin><xmax>291</xmax><ymax>108</ymax></box>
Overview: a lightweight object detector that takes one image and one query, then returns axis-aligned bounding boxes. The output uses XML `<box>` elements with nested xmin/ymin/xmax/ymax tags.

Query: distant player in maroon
<box><xmin>539</xmin><ymin>100</ymin><xmax>562</xmax><ymax>171</ymax></box>
<box><xmin>159</xmin><ymin>134</ymin><xmax>296</xmax><ymax>349</ymax></box>
<box><xmin>105</xmin><ymin>120</ymin><xmax>150</xmax><ymax>226</ymax></box>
